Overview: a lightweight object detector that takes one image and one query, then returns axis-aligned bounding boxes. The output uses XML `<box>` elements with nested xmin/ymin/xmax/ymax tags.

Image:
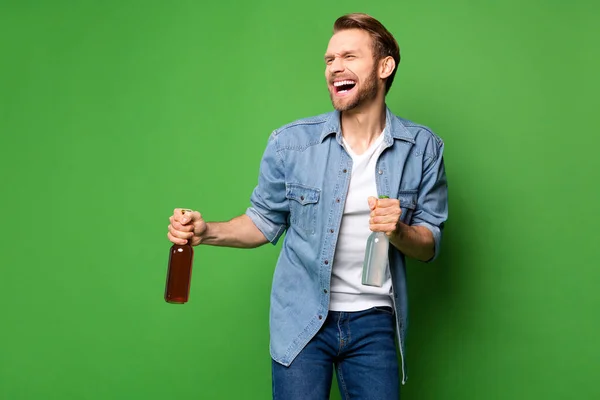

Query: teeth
<box><xmin>334</xmin><ymin>80</ymin><xmax>356</xmax><ymax>87</ymax></box>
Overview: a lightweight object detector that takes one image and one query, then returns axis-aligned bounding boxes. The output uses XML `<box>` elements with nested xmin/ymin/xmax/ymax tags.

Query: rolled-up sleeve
<box><xmin>245</xmin><ymin>132</ymin><xmax>289</xmax><ymax>245</ymax></box>
<box><xmin>411</xmin><ymin>137</ymin><xmax>449</xmax><ymax>262</ymax></box>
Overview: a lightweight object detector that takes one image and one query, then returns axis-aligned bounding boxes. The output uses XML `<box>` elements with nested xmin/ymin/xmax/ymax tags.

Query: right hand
<box><xmin>167</xmin><ymin>208</ymin><xmax>206</xmax><ymax>246</ymax></box>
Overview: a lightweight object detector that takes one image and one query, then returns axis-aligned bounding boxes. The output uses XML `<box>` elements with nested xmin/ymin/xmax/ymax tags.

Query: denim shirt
<box><xmin>245</xmin><ymin>106</ymin><xmax>448</xmax><ymax>383</ymax></box>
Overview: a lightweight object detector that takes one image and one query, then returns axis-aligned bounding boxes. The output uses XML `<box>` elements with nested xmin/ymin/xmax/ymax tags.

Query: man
<box><xmin>167</xmin><ymin>13</ymin><xmax>448</xmax><ymax>399</ymax></box>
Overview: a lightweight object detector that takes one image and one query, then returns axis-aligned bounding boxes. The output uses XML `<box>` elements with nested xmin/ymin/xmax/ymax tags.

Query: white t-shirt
<box><xmin>329</xmin><ymin>130</ymin><xmax>393</xmax><ymax>311</ymax></box>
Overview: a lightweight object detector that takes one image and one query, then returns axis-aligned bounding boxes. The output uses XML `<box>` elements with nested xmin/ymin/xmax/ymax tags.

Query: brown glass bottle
<box><xmin>164</xmin><ymin>211</ymin><xmax>194</xmax><ymax>304</ymax></box>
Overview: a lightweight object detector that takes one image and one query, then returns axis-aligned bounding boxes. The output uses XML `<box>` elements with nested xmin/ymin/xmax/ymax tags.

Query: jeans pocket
<box><xmin>372</xmin><ymin>306</ymin><xmax>395</xmax><ymax>316</ymax></box>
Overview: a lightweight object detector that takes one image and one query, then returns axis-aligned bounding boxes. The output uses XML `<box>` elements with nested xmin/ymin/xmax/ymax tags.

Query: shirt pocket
<box><xmin>398</xmin><ymin>189</ymin><xmax>418</xmax><ymax>224</ymax></box>
<box><xmin>285</xmin><ymin>183</ymin><xmax>321</xmax><ymax>235</ymax></box>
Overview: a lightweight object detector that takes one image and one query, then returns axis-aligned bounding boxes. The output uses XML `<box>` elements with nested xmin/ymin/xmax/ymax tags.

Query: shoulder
<box><xmin>390</xmin><ymin>113</ymin><xmax>444</xmax><ymax>158</ymax></box>
<box><xmin>267</xmin><ymin>111</ymin><xmax>335</xmax><ymax>149</ymax></box>
<box><xmin>272</xmin><ymin>111</ymin><xmax>332</xmax><ymax>135</ymax></box>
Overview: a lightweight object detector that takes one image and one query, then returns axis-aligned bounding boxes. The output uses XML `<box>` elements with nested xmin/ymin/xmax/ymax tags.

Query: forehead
<box><xmin>326</xmin><ymin>29</ymin><xmax>373</xmax><ymax>55</ymax></box>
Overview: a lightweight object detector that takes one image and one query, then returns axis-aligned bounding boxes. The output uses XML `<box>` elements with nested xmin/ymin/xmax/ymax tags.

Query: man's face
<box><xmin>324</xmin><ymin>29</ymin><xmax>380</xmax><ymax>112</ymax></box>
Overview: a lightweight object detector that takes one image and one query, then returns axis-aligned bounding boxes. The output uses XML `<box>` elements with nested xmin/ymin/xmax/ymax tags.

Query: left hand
<box><xmin>368</xmin><ymin>196</ymin><xmax>402</xmax><ymax>236</ymax></box>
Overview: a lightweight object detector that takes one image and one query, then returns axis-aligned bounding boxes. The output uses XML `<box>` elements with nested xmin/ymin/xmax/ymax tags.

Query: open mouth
<box><xmin>333</xmin><ymin>80</ymin><xmax>357</xmax><ymax>95</ymax></box>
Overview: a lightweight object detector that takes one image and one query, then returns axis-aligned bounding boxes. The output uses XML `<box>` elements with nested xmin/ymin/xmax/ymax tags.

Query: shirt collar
<box><xmin>319</xmin><ymin>106</ymin><xmax>417</xmax><ymax>145</ymax></box>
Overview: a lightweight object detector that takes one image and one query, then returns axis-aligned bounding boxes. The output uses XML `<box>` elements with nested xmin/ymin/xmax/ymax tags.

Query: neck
<box><xmin>340</xmin><ymin>95</ymin><xmax>387</xmax><ymax>154</ymax></box>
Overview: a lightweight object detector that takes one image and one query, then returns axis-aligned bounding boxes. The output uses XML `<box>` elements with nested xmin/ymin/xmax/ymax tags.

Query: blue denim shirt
<box><xmin>245</xmin><ymin>106</ymin><xmax>448</xmax><ymax>383</ymax></box>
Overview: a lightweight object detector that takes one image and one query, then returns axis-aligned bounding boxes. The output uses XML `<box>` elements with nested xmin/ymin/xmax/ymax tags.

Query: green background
<box><xmin>1</xmin><ymin>0</ymin><xmax>598</xmax><ymax>399</ymax></box>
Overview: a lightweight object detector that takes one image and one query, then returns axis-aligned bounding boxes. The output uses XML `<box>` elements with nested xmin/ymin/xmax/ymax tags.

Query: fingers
<box><xmin>169</xmin><ymin>208</ymin><xmax>203</xmax><ymax>245</ymax></box>
<box><xmin>168</xmin><ymin>221</ymin><xmax>194</xmax><ymax>241</ymax></box>
<box><xmin>173</xmin><ymin>208</ymin><xmax>202</xmax><ymax>224</ymax></box>
<box><xmin>367</xmin><ymin>198</ymin><xmax>401</xmax><ymax>213</ymax></box>
<box><xmin>181</xmin><ymin>210</ymin><xmax>202</xmax><ymax>225</ymax></box>
<box><xmin>370</xmin><ymin>199</ymin><xmax>401</xmax><ymax>216</ymax></box>
<box><xmin>169</xmin><ymin>216</ymin><xmax>194</xmax><ymax>232</ymax></box>
<box><xmin>167</xmin><ymin>231</ymin><xmax>189</xmax><ymax>245</ymax></box>
<box><xmin>369</xmin><ymin>223</ymin><xmax>398</xmax><ymax>233</ymax></box>
<box><xmin>371</xmin><ymin>207</ymin><xmax>399</xmax><ymax>217</ymax></box>
<box><xmin>369</xmin><ymin>214</ymin><xmax>401</xmax><ymax>226</ymax></box>
<box><xmin>173</xmin><ymin>208</ymin><xmax>190</xmax><ymax>219</ymax></box>
<box><xmin>369</xmin><ymin>198</ymin><xmax>401</xmax><ymax>233</ymax></box>
<box><xmin>367</xmin><ymin>196</ymin><xmax>378</xmax><ymax>210</ymax></box>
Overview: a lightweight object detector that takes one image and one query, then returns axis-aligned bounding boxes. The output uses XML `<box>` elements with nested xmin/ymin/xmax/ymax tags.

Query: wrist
<box><xmin>391</xmin><ymin>221</ymin><xmax>407</xmax><ymax>241</ymax></box>
<box><xmin>197</xmin><ymin>222</ymin><xmax>213</xmax><ymax>245</ymax></box>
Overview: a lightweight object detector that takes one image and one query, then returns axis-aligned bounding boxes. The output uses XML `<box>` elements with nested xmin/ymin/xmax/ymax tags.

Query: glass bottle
<box><xmin>362</xmin><ymin>195</ymin><xmax>390</xmax><ymax>287</ymax></box>
<box><xmin>164</xmin><ymin>209</ymin><xmax>194</xmax><ymax>304</ymax></box>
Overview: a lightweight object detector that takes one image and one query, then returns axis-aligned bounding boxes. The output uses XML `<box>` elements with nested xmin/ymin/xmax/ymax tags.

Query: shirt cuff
<box><xmin>245</xmin><ymin>207</ymin><xmax>286</xmax><ymax>245</ymax></box>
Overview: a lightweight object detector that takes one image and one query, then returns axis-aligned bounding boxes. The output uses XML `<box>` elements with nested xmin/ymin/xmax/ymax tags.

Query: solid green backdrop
<box><xmin>1</xmin><ymin>0</ymin><xmax>598</xmax><ymax>399</ymax></box>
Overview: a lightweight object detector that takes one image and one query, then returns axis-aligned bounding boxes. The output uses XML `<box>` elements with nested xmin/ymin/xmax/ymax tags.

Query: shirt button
<box><xmin>300</xmin><ymin>195</ymin><xmax>304</xmax><ymax>201</ymax></box>
<box><xmin>330</xmin><ymin>229</ymin><xmax>334</xmax><ymax>233</ymax></box>
<box><xmin>318</xmin><ymin>315</ymin><xmax>323</xmax><ymax>320</ymax></box>
<box><xmin>336</xmin><ymin>198</ymin><xmax>340</xmax><ymax>203</ymax></box>
<box><xmin>343</xmin><ymin>169</ymin><xmax>347</xmax><ymax>173</ymax></box>
<box><xmin>378</xmin><ymin>170</ymin><xmax>383</xmax><ymax>175</ymax></box>
<box><xmin>324</xmin><ymin>260</ymin><xmax>329</xmax><ymax>265</ymax></box>
<box><xmin>324</xmin><ymin>289</ymin><xmax>328</xmax><ymax>293</ymax></box>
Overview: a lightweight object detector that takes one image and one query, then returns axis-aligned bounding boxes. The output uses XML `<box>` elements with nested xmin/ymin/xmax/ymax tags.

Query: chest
<box><xmin>282</xmin><ymin>138</ymin><xmax>421</xmax><ymax>232</ymax></box>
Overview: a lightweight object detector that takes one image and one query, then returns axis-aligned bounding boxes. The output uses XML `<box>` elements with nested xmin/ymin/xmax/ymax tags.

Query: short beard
<box><xmin>329</xmin><ymin>66</ymin><xmax>379</xmax><ymax>112</ymax></box>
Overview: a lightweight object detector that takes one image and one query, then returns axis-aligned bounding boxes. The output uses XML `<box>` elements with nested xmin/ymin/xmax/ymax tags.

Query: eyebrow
<box><xmin>324</xmin><ymin>50</ymin><xmax>358</xmax><ymax>60</ymax></box>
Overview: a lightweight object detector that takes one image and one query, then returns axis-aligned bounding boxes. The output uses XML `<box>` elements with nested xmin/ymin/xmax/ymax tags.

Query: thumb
<box><xmin>180</xmin><ymin>209</ymin><xmax>199</xmax><ymax>225</ymax></box>
<box><xmin>367</xmin><ymin>196</ymin><xmax>378</xmax><ymax>210</ymax></box>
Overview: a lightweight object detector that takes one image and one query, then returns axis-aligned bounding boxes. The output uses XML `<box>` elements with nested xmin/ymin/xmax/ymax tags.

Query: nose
<box><xmin>329</xmin><ymin>57</ymin><xmax>345</xmax><ymax>74</ymax></box>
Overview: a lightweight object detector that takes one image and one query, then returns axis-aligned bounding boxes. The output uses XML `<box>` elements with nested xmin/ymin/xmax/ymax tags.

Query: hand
<box><xmin>167</xmin><ymin>208</ymin><xmax>207</xmax><ymax>246</ymax></box>
<box><xmin>368</xmin><ymin>196</ymin><xmax>402</xmax><ymax>237</ymax></box>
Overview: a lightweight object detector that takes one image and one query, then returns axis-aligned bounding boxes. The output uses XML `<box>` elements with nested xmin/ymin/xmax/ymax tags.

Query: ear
<box><xmin>379</xmin><ymin>56</ymin><xmax>395</xmax><ymax>80</ymax></box>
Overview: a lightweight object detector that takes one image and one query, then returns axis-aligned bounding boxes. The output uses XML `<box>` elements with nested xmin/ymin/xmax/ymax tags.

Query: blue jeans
<box><xmin>272</xmin><ymin>306</ymin><xmax>400</xmax><ymax>399</ymax></box>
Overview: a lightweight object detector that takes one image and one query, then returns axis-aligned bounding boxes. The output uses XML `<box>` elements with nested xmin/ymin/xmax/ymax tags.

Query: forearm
<box><xmin>388</xmin><ymin>223</ymin><xmax>435</xmax><ymax>262</ymax></box>
<box><xmin>201</xmin><ymin>214</ymin><xmax>269</xmax><ymax>248</ymax></box>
